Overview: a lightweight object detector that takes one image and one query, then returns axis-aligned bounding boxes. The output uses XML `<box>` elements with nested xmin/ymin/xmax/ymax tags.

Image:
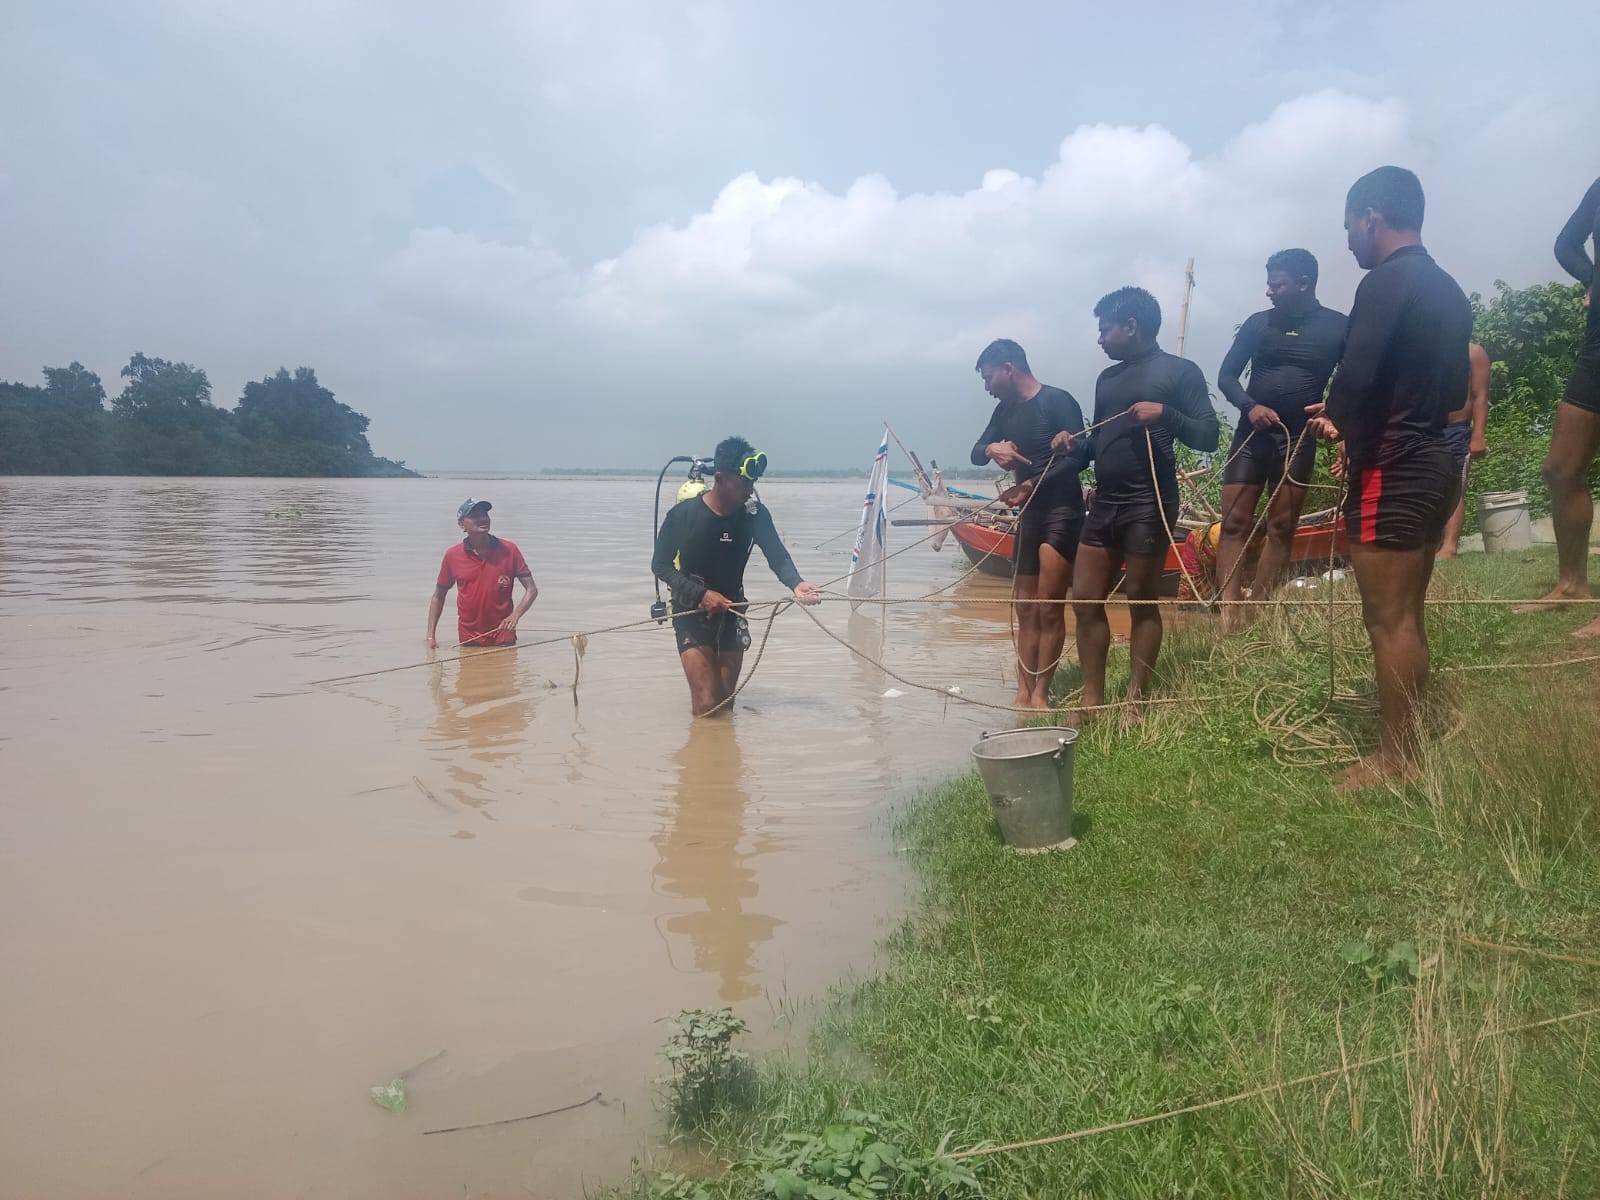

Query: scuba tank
<box><xmin>651</xmin><ymin>455</ymin><xmax>714</xmax><ymax>622</ymax></box>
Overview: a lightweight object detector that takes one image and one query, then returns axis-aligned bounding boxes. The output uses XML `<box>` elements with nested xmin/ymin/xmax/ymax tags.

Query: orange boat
<box><xmin>949</xmin><ymin>515</ymin><xmax>1349</xmax><ymax>598</ymax></box>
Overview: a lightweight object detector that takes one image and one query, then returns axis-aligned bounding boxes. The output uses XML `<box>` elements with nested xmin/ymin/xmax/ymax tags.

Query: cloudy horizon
<box><xmin>3</xmin><ymin>0</ymin><xmax>1595</xmax><ymax>472</ymax></box>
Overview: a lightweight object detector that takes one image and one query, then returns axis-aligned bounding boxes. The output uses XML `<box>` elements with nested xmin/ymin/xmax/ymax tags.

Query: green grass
<box><xmin>612</xmin><ymin>548</ymin><xmax>1600</xmax><ymax>1199</ymax></box>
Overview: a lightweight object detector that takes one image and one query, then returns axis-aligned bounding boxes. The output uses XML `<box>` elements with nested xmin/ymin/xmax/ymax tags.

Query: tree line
<box><xmin>0</xmin><ymin>354</ymin><xmax>416</xmax><ymax>477</ymax></box>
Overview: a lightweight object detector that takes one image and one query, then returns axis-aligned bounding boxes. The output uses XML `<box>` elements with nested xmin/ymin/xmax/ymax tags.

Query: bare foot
<box><xmin>1572</xmin><ymin>614</ymin><xmax>1600</xmax><ymax>639</ymax></box>
<box><xmin>1118</xmin><ymin>701</ymin><xmax>1146</xmax><ymax>733</ymax></box>
<box><xmin>1513</xmin><ymin>584</ymin><xmax>1591</xmax><ymax>615</ymax></box>
<box><xmin>1334</xmin><ymin>754</ymin><xmax>1419</xmax><ymax>793</ymax></box>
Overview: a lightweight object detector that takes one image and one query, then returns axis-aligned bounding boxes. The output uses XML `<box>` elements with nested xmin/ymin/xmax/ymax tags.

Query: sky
<box><xmin>3</xmin><ymin>0</ymin><xmax>1596</xmax><ymax>472</ymax></box>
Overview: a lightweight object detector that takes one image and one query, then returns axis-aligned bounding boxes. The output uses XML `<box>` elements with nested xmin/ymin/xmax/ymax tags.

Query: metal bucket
<box><xmin>1478</xmin><ymin>490</ymin><xmax>1533</xmax><ymax>553</ymax></box>
<box><xmin>970</xmin><ymin>727</ymin><xmax>1078</xmax><ymax>852</ymax></box>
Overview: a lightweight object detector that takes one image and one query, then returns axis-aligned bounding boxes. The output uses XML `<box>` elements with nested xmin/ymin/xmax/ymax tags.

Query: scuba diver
<box><xmin>651</xmin><ymin>436</ymin><xmax>821</xmax><ymax>716</ymax></box>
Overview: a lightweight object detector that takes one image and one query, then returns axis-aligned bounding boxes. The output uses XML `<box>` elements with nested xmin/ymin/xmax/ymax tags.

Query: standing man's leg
<box><xmin>1027</xmin><ymin>543</ymin><xmax>1073</xmax><ymax>708</ymax></box>
<box><xmin>1343</xmin><ymin>542</ymin><xmax>1434</xmax><ymax>787</ymax></box>
<box><xmin>1254</xmin><ymin>480</ymin><xmax>1311</xmax><ymax>598</ymax></box>
<box><xmin>1121</xmin><ymin>550</ymin><xmax>1167</xmax><ymax>708</ymax></box>
<box><xmin>680</xmin><ymin>645</ymin><xmax>724</xmax><ymax>717</ymax></box>
<box><xmin>1216</xmin><ymin>481</ymin><xmax>1265</xmax><ymax>634</ymax></box>
<box><xmin>1071</xmin><ymin>544</ymin><xmax>1118</xmax><ymax>716</ymax></box>
<box><xmin>1518</xmin><ymin>402</ymin><xmax>1600</xmax><ymax>612</ymax></box>
<box><xmin>1011</xmin><ymin>571</ymin><xmax>1042</xmax><ymax>709</ymax></box>
<box><xmin>1439</xmin><ymin>477</ymin><xmax>1469</xmax><ymax>559</ymax></box>
<box><xmin>713</xmin><ymin>650</ymin><xmax>744</xmax><ymax>712</ymax></box>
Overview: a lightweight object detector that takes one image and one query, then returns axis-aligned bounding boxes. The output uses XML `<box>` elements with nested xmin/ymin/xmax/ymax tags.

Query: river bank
<box><xmin>615</xmin><ymin>547</ymin><xmax>1600</xmax><ymax>1199</ymax></box>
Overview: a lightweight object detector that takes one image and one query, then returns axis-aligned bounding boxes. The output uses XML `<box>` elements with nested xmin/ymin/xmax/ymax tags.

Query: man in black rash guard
<box><xmin>1214</xmin><ymin>249</ymin><xmax>1347</xmax><ymax>633</ymax></box>
<box><xmin>1059</xmin><ymin>286</ymin><xmax>1219</xmax><ymax>720</ymax></box>
<box><xmin>1519</xmin><ymin>175</ymin><xmax>1600</xmax><ymax>635</ymax></box>
<box><xmin>1306</xmin><ymin>166</ymin><xmax>1473</xmax><ymax>789</ymax></box>
<box><xmin>968</xmin><ymin>338</ymin><xmax>1086</xmax><ymax>709</ymax></box>
<box><xmin>652</xmin><ymin>436</ymin><xmax>821</xmax><ymax>715</ymax></box>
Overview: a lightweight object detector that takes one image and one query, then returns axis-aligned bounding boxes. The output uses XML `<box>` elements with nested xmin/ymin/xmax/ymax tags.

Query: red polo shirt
<box><xmin>436</xmin><ymin>536</ymin><xmax>531</xmax><ymax>646</ymax></box>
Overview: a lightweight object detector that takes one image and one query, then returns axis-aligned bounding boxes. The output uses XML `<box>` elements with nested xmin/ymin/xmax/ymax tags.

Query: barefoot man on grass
<box><xmin>1306</xmin><ymin>167</ymin><xmax>1473</xmax><ymax>789</ymax></box>
<box><xmin>1062</xmin><ymin>287</ymin><xmax>1219</xmax><ymax>721</ymax></box>
<box><xmin>1517</xmin><ymin>175</ymin><xmax>1600</xmax><ymax>630</ymax></box>
<box><xmin>1215</xmin><ymin>250</ymin><xmax>1348</xmax><ymax>632</ymax></box>
<box><xmin>969</xmin><ymin>339</ymin><xmax>1086</xmax><ymax>709</ymax></box>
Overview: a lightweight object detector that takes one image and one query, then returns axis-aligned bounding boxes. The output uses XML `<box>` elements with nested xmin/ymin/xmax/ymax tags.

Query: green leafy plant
<box><xmin>1340</xmin><ymin>939</ymin><xmax>1420</xmax><ymax>988</ymax></box>
<box><xmin>661</xmin><ymin>1007</ymin><xmax>756</xmax><ymax>1128</ymax></box>
<box><xmin>752</xmin><ymin>1110</ymin><xmax>980</xmax><ymax>1199</ymax></box>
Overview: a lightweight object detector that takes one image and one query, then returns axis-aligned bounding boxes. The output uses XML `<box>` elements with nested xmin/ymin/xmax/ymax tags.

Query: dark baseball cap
<box><xmin>456</xmin><ymin>498</ymin><xmax>492</xmax><ymax>519</ymax></box>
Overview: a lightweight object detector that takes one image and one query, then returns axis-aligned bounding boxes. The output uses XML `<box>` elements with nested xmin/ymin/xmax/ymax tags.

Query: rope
<box><xmin>946</xmin><ymin>1006</ymin><xmax>1600</xmax><ymax>1162</ymax></box>
<box><xmin>1460</xmin><ymin>936</ymin><xmax>1600</xmax><ymax>971</ymax></box>
<box><xmin>791</xmin><ymin>600</ymin><xmax>1219</xmax><ymax>716</ymax></box>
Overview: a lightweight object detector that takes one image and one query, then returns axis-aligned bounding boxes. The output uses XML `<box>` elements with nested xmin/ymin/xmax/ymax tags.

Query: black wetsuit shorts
<box><xmin>1080</xmin><ymin>498</ymin><xmax>1170</xmax><ymax>559</ymax></box>
<box><xmin>1221</xmin><ymin>421</ymin><xmax>1318</xmax><ymax>489</ymax></box>
<box><xmin>1343</xmin><ymin>445</ymin><xmax>1459</xmax><ymax>551</ymax></box>
<box><xmin>674</xmin><ymin>610</ymin><xmax>752</xmax><ymax>655</ymax></box>
<box><xmin>1442</xmin><ymin>421</ymin><xmax>1473</xmax><ymax>475</ymax></box>
<box><xmin>1013</xmin><ymin>503</ymin><xmax>1082</xmax><ymax>575</ymax></box>
<box><xmin>1563</xmin><ymin>305</ymin><xmax>1600</xmax><ymax>414</ymax></box>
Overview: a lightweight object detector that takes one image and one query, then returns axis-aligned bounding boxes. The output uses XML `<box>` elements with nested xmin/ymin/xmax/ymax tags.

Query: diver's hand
<box><xmin>986</xmin><ymin>441</ymin><xmax>1032</xmax><ymax>470</ymax></box>
<box><xmin>792</xmin><ymin>582</ymin><xmax>821</xmax><ymax>606</ymax></box>
<box><xmin>700</xmin><ymin>590</ymin><xmax>736</xmax><ymax>614</ymax></box>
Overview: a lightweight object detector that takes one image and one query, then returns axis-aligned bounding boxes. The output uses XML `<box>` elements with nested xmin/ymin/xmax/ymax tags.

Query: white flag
<box><xmin>846</xmin><ymin>427</ymin><xmax>890</xmax><ymax>613</ymax></box>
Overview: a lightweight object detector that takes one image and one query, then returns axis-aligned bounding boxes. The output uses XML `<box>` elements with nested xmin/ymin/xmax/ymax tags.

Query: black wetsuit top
<box><xmin>1068</xmin><ymin>346</ymin><xmax>1219</xmax><ymax>512</ymax></box>
<box><xmin>1325</xmin><ymin>245</ymin><xmax>1474</xmax><ymax>471</ymax></box>
<box><xmin>1556</xmin><ymin>176</ymin><xmax>1600</xmax><ymax>356</ymax></box>
<box><xmin>1217</xmin><ymin>302</ymin><xmax>1348</xmax><ymax>434</ymax></box>
<box><xmin>1556</xmin><ymin>176</ymin><xmax>1600</xmax><ymax>293</ymax></box>
<box><xmin>969</xmin><ymin>384</ymin><xmax>1087</xmax><ymax>514</ymax></box>
<box><xmin>652</xmin><ymin>495</ymin><xmax>802</xmax><ymax>613</ymax></box>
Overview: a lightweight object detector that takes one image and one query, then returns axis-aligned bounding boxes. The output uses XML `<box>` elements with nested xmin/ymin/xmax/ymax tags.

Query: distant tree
<box><xmin>236</xmin><ymin>367</ymin><xmax>373</xmax><ymax>457</ymax></box>
<box><xmin>113</xmin><ymin>353</ymin><xmax>214</xmax><ymax>431</ymax></box>
<box><xmin>43</xmin><ymin>362</ymin><xmax>107</xmax><ymax>412</ymax></box>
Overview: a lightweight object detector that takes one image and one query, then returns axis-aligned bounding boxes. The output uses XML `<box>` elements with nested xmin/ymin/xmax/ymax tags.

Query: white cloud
<box><xmin>387</xmin><ymin>90</ymin><xmax>1412</xmax><ymax>377</ymax></box>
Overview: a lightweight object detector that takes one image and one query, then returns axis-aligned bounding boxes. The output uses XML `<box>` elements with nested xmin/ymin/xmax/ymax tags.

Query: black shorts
<box><xmin>1013</xmin><ymin>503</ymin><xmax>1082</xmax><ymax>576</ymax></box>
<box><xmin>1564</xmin><ymin>356</ymin><xmax>1600</xmax><ymax>414</ymax></box>
<box><xmin>675</xmin><ymin>610</ymin><xmax>751</xmax><ymax>654</ymax></box>
<box><xmin>1222</xmin><ymin>421</ymin><xmax>1318</xmax><ymax>489</ymax></box>
<box><xmin>1442</xmin><ymin>421</ymin><xmax>1473</xmax><ymax>474</ymax></box>
<box><xmin>1343</xmin><ymin>446</ymin><xmax>1459</xmax><ymax>551</ymax></box>
<box><xmin>1079</xmin><ymin>498</ymin><xmax>1170</xmax><ymax>559</ymax></box>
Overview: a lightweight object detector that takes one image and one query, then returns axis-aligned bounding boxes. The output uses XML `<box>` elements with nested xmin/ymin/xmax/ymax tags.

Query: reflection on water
<box><xmin>653</xmin><ymin>719</ymin><xmax>779</xmax><ymax>1001</ymax></box>
<box><xmin>427</xmin><ymin>649</ymin><xmax>540</xmax><ymax>809</ymax></box>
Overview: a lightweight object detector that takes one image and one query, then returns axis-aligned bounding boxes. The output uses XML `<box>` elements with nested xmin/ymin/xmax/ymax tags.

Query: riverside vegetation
<box><xmin>0</xmin><ymin>354</ymin><xmax>414</xmax><ymax>477</ymax></box>
<box><xmin>613</xmin><ymin>548</ymin><xmax>1599</xmax><ymax>1199</ymax></box>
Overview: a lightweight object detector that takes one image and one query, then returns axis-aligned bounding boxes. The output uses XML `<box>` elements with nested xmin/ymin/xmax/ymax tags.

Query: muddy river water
<box><xmin>0</xmin><ymin>475</ymin><xmax>1130</xmax><ymax>1198</ymax></box>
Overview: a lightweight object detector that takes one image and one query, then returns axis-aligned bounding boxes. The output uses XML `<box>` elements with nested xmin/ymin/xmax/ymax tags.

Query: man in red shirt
<box><xmin>426</xmin><ymin>499</ymin><xmax>538</xmax><ymax>649</ymax></box>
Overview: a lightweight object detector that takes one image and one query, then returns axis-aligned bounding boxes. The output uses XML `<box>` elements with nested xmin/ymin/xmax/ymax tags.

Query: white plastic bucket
<box><xmin>1477</xmin><ymin>491</ymin><xmax>1532</xmax><ymax>554</ymax></box>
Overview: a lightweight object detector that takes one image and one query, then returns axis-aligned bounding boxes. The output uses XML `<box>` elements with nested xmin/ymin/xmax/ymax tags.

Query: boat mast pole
<box><xmin>1175</xmin><ymin>256</ymin><xmax>1195</xmax><ymax>358</ymax></box>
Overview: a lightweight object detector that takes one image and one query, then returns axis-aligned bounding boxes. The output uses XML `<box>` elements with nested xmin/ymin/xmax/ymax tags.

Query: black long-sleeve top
<box><xmin>652</xmin><ymin>495</ymin><xmax>802</xmax><ymax>613</ymax></box>
<box><xmin>1068</xmin><ymin>346</ymin><xmax>1219</xmax><ymax>515</ymax></box>
<box><xmin>1555</xmin><ymin>176</ymin><xmax>1600</xmax><ymax>290</ymax></box>
<box><xmin>969</xmin><ymin>383</ymin><xmax>1087</xmax><ymax>514</ymax></box>
<box><xmin>1325</xmin><ymin>245</ymin><xmax>1474</xmax><ymax>471</ymax></box>
<box><xmin>1216</xmin><ymin>303</ymin><xmax>1347</xmax><ymax>434</ymax></box>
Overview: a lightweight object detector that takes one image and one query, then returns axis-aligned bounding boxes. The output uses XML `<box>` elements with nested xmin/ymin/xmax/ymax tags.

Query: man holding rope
<box><xmin>652</xmin><ymin>436</ymin><xmax>821</xmax><ymax>716</ymax></box>
<box><xmin>969</xmin><ymin>339</ymin><xmax>1086</xmax><ymax>709</ymax></box>
<box><xmin>1307</xmin><ymin>166</ymin><xmax>1473</xmax><ymax>789</ymax></box>
<box><xmin>1061</xmin><ymin>287</ymin><xmax>1219</xmax><ymax>720</ymax></box>
<box><xmin>426</xmin><ymin>498</ymin><xmax>538</xmax><ymax>650</ymax></box>
<box><xmin>1214</xmin><ymin>250</ymin><xmax>1347</xmax><ymax>632</ymax></box>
